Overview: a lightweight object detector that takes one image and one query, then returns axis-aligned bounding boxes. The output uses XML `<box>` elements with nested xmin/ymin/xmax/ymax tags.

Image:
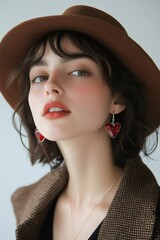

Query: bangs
<box><xmin>27</xmin><ymin>30</ymin><xmax>112</xmax><ymax>77</ymax></box>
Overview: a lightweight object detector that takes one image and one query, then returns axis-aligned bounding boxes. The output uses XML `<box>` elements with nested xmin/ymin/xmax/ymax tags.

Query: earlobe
<box><xmin>112</xmin><ymin>95</ymin><xmax>126</xmax><ymax>114</ymax></box>
<box><xmin>113</xmin><ymin>104</ymin><xmax>126</xmax><ymax>114</ymax></box>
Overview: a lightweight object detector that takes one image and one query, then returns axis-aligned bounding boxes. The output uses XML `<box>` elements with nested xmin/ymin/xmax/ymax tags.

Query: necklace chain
<box><xmin>69</xmin><ymin>172</ymin><xmax>122</xmax><ymax>240</ymax></box>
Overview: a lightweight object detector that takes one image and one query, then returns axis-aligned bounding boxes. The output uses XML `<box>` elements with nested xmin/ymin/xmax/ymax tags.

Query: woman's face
<box><xmin>28</xmin><ymin>38</ymin><xmax>118</xmax><ymax>141</ymax></box>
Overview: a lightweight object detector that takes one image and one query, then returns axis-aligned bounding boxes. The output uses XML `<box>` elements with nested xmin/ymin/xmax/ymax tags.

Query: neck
<box><xmin>57</xmin><ymin>130</ymin><xmax>123</xmax><ymax>207</ymax></box>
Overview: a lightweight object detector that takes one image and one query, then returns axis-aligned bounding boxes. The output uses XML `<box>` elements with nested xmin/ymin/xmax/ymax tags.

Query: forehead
<box><xmin>29</xmin><ymin>35</ymin><xmax>98</xmax><ymax>70</ymax></box>
<box><xmin>57</xmin><ymin>36</ymin><xmax>82</xmax><ymax>52</ymax></box>
<box><xmin>29</xmin><ymin>34</ymin><xmax>85</xmax><ymax>62</ymax></box>
<box><xmin>44</xmin><ymin>37</ymin><xmax>84</xmax><ymax>57</ymax></box>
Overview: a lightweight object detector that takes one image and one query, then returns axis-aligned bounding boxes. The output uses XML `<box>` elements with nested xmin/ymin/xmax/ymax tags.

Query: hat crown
<box><xmin>63</xmin><ymin>5</ymin><xmax>127</xmax><ymax>34</ymax></box>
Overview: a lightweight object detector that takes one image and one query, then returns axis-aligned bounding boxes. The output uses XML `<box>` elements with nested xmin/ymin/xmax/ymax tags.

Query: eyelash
<box><xmin>69</xmin><ymin>69</ymin><xmax>90</xmax><ymax>77</ymax></box>
<box><xmin>30</xmin><ymin>75</ymin><xmax>48</xmax><ymax>84</ymax></box>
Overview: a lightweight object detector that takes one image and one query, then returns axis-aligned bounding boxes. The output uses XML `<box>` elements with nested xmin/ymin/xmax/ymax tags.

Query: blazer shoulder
<box><xmin>11</xmin><ymin>164</ymin><xmax>68</xmax><ymax>226</ymax></box>
<box><xmin>152</xmin><ymin>186</ymin><xmax>160</xmax><ymax>239</ymax></box>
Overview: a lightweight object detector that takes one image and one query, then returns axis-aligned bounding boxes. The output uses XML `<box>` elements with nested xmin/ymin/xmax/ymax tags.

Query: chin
<box><xmin>45</xmin><ymin>133</ymin><xmax>72</xmax><ymax>142</ymax></box>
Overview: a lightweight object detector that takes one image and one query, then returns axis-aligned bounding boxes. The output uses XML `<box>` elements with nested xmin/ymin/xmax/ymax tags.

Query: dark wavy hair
<box><xmin>9</xmin><ymin>30</ymin><xmax>158</xmax><ymax>169</ymax></box>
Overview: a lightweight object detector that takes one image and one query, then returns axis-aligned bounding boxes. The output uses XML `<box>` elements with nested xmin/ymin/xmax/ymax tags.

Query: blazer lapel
<box><xmin>13</xmin><ymin>164</ymin><xmax>68</xmax><ymax>240</ymax></box>
<box><xmin>98</xmin><ymin>157</ymin><xmax>159</xmax><ymax>239</ymax></box>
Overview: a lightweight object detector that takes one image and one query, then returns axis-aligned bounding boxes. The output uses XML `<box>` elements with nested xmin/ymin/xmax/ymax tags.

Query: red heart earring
<box><xmin>105</xmin><ymin>113</ymin><xmax>121</xmax><ymax>139</ymax></box>
<box><xmin>34</xmin><ymin>128</ymin><xmax>45</xmax><ymax>143</ymax></box>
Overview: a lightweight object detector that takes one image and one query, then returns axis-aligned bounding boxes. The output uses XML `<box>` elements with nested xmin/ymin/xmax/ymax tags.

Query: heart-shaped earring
<box><xmin>34</xmin><ymin>128</ymin><xmax>45</xmax><ymax>143</ymax></box>
<box><xmin>105</xmin><ymin>113</ymin><xmax>121</xmax><ymax>139</ymax></box>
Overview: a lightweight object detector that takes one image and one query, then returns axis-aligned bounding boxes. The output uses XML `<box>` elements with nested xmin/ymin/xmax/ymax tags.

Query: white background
<box><xmin>0</xmin><ymin>0</ymin><xmax>160</xmax><ymax>239</ymax></box>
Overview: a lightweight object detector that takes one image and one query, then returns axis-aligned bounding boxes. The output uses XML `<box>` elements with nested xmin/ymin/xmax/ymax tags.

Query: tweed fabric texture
<box><xmin>11</xmin><ymin>157</ymin><xmax>160</xmax><ymax>240</ymax></box>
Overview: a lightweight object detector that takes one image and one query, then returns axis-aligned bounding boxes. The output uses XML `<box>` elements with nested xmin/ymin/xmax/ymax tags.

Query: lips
<box><xmin>43</xmin><ymin>101</ymin><xmax>71</xmax><ymax>119</ymax></box>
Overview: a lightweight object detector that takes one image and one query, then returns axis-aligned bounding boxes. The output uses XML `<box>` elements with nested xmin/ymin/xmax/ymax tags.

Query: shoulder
<box><xmin>99</xmin><ymin>157</ymin><xmax>160</xmax><ymax>239</ymax></box>
<box><xmin>11</xmin><ymin>164</ymin><xmax>68</xmax><ymax>226</ymax></box>
<box><xmin>11</xmin><ymin>171</ymin><xmax>52</xmax><ymax>207</ymax></box>
<box><xmin>152</xmin><ymin>186</ymin><xmax>160</xmax><ymax>239</ymax></box>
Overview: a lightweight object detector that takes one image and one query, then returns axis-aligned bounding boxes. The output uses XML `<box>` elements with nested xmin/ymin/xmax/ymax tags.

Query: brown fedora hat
<box><xmin>0</xmin><ymin>5</ymin><xmax>160</xmax><ymax>133</ymax></box>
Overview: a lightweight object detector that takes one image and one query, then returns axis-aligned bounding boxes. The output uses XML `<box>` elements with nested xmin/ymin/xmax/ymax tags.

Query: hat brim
<box><xmin>0</xmin><ymin>12</ymin><xmax>160</xmax><ymax>133</ymax></box>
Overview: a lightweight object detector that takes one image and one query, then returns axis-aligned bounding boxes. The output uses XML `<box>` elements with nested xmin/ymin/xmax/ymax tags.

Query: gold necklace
<box><xmin>69</xmin><ymin>172</ymin><xmax>122</xmax><ymax>240</ymax></box>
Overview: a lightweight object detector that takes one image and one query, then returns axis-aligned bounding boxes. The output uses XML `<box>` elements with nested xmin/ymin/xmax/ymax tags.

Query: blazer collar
<box><xmin>13</xmin><ymin>163</ymin><xmax>68</xmax><ymax>239</ymax></box>
<box><xmin>98</xmin><ymin>157</ymin><xmax>159</xmax><ymax>239</ymax></box>
<box><xmin>14</xmin><ymin>157</ymin><xmax>159</xmax><ymax>240</ymax></box>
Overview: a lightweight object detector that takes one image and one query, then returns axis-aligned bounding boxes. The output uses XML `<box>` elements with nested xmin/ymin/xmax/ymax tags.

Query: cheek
<box><xmin>71</xmin><ymin>83</ymin><xmax>112</xmax><ymax>110</ymax></box>
<box><xmin>70</xmin><ymin>83</ymin><xmax>112</xmax><ymax>130</ymax></box>
<box><xmin>28</xmin><ymin>90</ymin><xmax>40</xmax><ymax>118</ymax></box>
<box><xmin>28</xmin><ymin>91</ymin><xmax>34</xmax><ymax>112</ymax></box>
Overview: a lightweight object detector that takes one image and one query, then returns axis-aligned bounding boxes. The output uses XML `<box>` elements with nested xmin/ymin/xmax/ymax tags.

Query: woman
<box><xmin>0</xmin><ymin>5</ymin><xmax>160</xmax><ymax>240</ymax></box>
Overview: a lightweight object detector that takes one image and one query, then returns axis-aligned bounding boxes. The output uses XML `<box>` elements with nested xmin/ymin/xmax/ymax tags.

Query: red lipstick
<box><xmin>43</xmin><ymin>101</ymin><xmax>71</xmax><ymax>119</ymax></box>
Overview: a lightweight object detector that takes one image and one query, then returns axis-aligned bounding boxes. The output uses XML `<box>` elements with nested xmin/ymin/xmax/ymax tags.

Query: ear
<box><xmin>111</xmin><ymin>94</ymin><xmax>126</xmax><ymax>114</ymax></box>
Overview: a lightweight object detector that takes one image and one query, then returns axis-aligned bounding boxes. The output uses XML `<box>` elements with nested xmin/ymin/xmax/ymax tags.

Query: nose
<box><xmin>44</xmin><ymin>78</ymin><xmax>63</xmax><ymax>97</ymax></box>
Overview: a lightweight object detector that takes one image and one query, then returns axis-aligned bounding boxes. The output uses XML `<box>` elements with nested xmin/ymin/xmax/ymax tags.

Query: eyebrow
<box><xmin>30</xmin><ymin>53</ymin><xmax>97</xmax><ymax>69</ymax></box>
<box><xmin>61</xmin><ymin>53</ymin><xmax>97</xmax><ymax>63</ymax></box>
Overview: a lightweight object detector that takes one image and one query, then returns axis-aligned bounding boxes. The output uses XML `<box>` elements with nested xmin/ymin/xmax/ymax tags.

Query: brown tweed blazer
<box><xmin>12</xmin><ymin>156</ymin><xmax>160</xmax><ymax>240</ymax></box>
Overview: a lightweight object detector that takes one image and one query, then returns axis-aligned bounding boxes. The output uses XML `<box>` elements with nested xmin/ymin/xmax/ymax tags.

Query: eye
<box><xmin>69</xmin><ymin>70</ymin><xmax>89</xmax><ymax>77</ymax></box>
<box><xmin>31</xmin><ymin>75</ymin><xmax>48</xmax><ymax>83</ymax></box>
